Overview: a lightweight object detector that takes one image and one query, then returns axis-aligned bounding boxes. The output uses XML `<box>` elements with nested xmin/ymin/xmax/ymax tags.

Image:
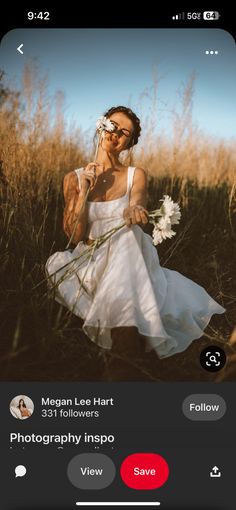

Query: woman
<box><xmin>18</xmin><ymin>399</ymin><xmax>32</xmax><ymax>418</ymax></box>
<box><xmin>45</xmin><ymin>105</ymin><xmax>225</xmax><ymax>360</ymax></box>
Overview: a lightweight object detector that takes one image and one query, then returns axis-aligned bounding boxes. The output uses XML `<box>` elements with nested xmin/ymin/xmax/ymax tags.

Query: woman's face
<box><xmin>19</xmin><ymin>399</ymin><xmax>23</xmax><ymax>405</ymax></box>
<box><xmin>102</xmin><ymin>112</ymin><xmax>134</xmax><ymax>153</ymax></box>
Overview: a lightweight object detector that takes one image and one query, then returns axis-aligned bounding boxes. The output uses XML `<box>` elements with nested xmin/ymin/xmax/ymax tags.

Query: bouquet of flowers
<box><xmin>149</xmin><ymin>195</ymin><xmax>181</xmax><ymax>245</ymax></box>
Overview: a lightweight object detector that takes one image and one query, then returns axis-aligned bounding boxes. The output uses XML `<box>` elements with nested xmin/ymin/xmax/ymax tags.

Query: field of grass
<box><xmin>0</xmin><ymin>68</ymin><xmax>235</xmax><ymax>381</ymax></box>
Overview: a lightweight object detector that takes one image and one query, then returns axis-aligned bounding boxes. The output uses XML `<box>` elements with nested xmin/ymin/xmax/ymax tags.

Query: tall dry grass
<box><xmin>137</xmin><ymin>70</ymin><xmax>236</xmax><ymax>186</ymax></box>
<box><xmin>0</xmin><ymin>65</ymin><xmax>235</xmax><ymax>381</ymax></box>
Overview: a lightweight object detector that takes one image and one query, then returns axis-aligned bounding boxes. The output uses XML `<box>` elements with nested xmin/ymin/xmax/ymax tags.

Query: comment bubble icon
<box><xmin>15</xmin><ymin>465</ymin><xmax>27</xmax><ymax>478</ymax></box>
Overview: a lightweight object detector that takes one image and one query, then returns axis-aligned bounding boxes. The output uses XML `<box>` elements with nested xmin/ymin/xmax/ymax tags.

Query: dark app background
<box><xmin>0</xmin><ymin>6</ymin><xmax>235</xmax><ymax>510</ymax></box>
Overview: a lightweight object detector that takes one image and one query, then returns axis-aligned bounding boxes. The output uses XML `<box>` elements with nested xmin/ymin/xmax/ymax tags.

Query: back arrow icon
<box><xmin>17</xmin><ymin>44</ymin><xmax>24</xmax><ymax>55</ymax></box>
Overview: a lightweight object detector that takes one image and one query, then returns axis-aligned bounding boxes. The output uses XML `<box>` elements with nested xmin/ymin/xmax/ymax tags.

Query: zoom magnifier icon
<box><xmin>200</xmin><ymin>346</ymin><xmax>226</xmax><ymax>372</ymax></box>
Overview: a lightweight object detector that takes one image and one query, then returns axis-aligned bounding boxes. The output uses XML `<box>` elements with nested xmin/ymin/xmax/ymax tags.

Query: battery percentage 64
<box><xmin>203</xmin><ymin>11</ymin><xmax>220</xmax><ymax>20</ymax></box>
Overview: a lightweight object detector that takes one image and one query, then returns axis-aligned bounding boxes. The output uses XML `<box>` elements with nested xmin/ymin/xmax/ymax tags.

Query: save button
<box><xmin>120</xmin><ymin>453</ymin><xmax>169</xmax><ymax>490</ymax></box>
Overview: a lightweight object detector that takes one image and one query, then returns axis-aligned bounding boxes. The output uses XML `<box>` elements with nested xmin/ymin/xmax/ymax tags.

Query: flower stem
<box><xmin>65</xmin><ymin>187</ymin><xmax>90</xmax><ymax>249</ymax></box>
<box><xmin>65</xmin><ymin>131</ymin><xmax>102</xmax><ymax>249</ymax></box>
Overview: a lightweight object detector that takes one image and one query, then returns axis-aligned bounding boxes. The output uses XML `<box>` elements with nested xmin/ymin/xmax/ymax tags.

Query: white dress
<box><xmin>45</xmin><ymin>166</ymin><xmax>225</xmax><ymax>358</ymax></box>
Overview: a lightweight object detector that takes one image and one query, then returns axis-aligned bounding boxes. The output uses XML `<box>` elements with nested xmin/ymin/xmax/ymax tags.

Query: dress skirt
<box><xmin>45</xmin><ymin>225</ymin><xmax>225</xmax><ymax>358</ymax></box>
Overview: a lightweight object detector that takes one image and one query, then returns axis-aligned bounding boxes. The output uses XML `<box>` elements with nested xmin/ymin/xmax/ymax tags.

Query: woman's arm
<box><xmin>123</xmin><ymin>167</ymin><xmax>149</xmax><ymax>228</ymax></box>
<box><xmin>63</xmin><ymin>171</ymin><xmax>88</xmax><ymax>244</ymax></box>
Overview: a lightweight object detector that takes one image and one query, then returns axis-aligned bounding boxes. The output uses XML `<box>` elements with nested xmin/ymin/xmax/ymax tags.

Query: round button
<box><xmin>120</xmin><ymin>453</ymin><xmax>169</xmax><ymax>490</ymax></box>
<box><xmin>67</xmin><ymin>453</ymin><xmax>116</xmax><ymax>490</ymax></box>
<box><xmin>200</xmin><ymin>346</ymin><xmax>226</xmax><ymax>372</ymax></box>
<box><xmin>182</xmin><ymin>394</ymin><xmax>227</xmax><ymax>421</ymax></box>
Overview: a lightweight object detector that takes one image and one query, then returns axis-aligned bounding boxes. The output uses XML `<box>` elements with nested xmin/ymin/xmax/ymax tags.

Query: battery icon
<box><xmin>203</xmin><ymin>11</ymin><xmax>220</xmax><ymax>20</ymax></box>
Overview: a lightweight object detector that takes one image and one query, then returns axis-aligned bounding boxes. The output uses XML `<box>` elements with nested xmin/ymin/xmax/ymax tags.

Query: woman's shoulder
<box><xmin>133</xmin><ymin>166</ymin><xmax>147</xmax><ymax>175</ymax></box>
<box><xmin>63</xmin><ymin>170</ymin><xmax>81</xmax><ymax>194</ymax></box>
<box><xmin>133</xmin><ymin>166</ymin><xmax>147</xmax><ymax>184</ymax></box>
<box><xmin>63</xmin><ymin>169</ymin><xmax>78</xmax><ymax>184</ymax></box>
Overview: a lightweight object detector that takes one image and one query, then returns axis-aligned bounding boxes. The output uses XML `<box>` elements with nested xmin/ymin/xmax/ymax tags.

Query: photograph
<box><xmin>9</xmin><ymin>395</ymin><xmax>34</xmax><ymax>419</ymax></box>
<box><xmin>0</xmin><ymin>28</ymin><xmax>235</xmax><ymax>381</ymax></box>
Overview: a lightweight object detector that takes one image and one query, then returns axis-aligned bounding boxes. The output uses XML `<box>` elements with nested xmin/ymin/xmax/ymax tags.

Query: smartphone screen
<box><xmin>0</xmin><ymin>6</ymin><xmax>235</xmax><ymax>509</ymax></box>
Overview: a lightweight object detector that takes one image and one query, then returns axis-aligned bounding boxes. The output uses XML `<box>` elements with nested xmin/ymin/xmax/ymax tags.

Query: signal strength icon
<box><xmin>172</xmin><ymin>13</ymin><xmax>185</xmax><ymax>20</ymax></box>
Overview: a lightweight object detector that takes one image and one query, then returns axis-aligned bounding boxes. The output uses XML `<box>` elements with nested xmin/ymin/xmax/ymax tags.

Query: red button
<box><xmin>120</xmin><ymin>453</ymin><xmax>169</xmax><ymax>490</ymax></box>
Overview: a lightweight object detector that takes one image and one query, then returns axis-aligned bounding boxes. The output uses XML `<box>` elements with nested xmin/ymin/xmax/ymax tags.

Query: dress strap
<box><xmin>127</xmin><ymin>166</ymin><xmax>136</xmax><ymax>195</ymax></box>
<box><xmin>75</xmin><ymin>166</ymin><xmax>136</xmax><ymax>194</ymax></box>
<box><xmin>74</xmin><ymin>167</ymin><xmax>84</xmax><ymax>190</ymax></box>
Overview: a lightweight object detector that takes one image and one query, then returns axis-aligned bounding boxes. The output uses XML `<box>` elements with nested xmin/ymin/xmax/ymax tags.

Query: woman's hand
<box><xmin>123</xmin><ymin>205</ymin><xmax>149</xmax><ymax>228</ymax></box>
<box><xmin>80</xmin><ymin>162</ymin><xmax>98</xmax><ymax>192</ymax></box>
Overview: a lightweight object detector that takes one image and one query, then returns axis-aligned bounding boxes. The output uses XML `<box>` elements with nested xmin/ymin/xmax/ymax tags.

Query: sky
<box><xmin>0</xmin><ymin>28</ymin><xmax>235</xmax><ymax>140</ymax></box>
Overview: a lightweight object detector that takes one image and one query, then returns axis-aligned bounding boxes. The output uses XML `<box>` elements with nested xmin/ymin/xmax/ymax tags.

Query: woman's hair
<box><xmin>18</xmin><ymin>399</ymin><xmax>26</xmax><ymax>408</ymax></box>
<box><xmin>103</xmin><ymin>106</ymin><xmax>141</xmax><ymax>149</ymax></box>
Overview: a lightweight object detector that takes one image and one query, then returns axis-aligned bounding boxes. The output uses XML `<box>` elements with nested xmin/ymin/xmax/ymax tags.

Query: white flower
<box><xmin>158</xmin><ymin>216</ymin><xmax>171</xmax><ymax>230</ymax></box>
<box><xmin>161</xmin><ymin>224</ymin><xmax>176</xmax><ymax>240</ymax></box>
<box><xmin>151</xmin><ymin>194</ymin><xmax>181</xmax><ymax>245</ymax></box>
<box><xmin>152</xmin><ymin>226</ymin><xmax>164</xmax><ymax>245</ymax></box>
<box><xmin>96</xmin><ymin>116</ymin><xmax>115</xmax><ymax>133</ymax></box>
<box><xmin>160</xmin><ymin>195</ymin><xmax>174</xmax><ymax>216</ymax></box>
<box><xmin>160</xmin><ymin>195</ymin><xmax>181</xmax><ymax>225</ymax></box>
<box><xmin>152</xmin><ymin>220</ymin><xmax>176</xmax><ymax>245</ymax></box>
<box><xmin>170</xmin><ymin>205</ymin><xmax>181</xmax><ymax>225</ymax></box>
